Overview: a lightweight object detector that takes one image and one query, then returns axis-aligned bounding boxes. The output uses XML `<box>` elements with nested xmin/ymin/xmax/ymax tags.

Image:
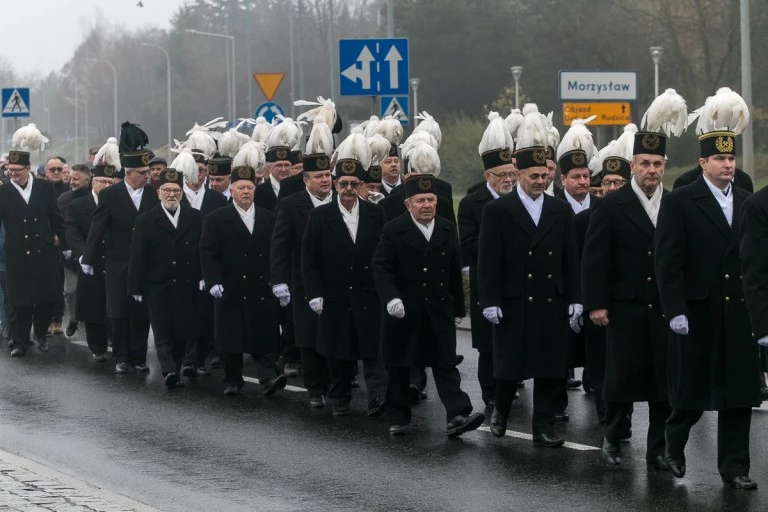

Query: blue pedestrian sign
<box><xmin>379</xmin><ymin>96</ymin><xmax>409</xmax><ymax>125</ymax></box>
<box><xmin>339</xmin><ymin>38</ymin><xmax>409</xmax><ymax>96</ymax></box>
<box><xmin>2</xmin><ymin>88</ymin><xmax>30</xmax><ymax>118</ymax></box>
<box><xmin>254</xmin><ymin>102</ymin><xmax>284</xmax><ymax>125</ymax></box>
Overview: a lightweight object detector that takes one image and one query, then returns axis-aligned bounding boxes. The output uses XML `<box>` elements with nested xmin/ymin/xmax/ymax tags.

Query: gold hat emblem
<box><xmin>141</xmin><ymin>153</ymin><xmax>150</xmax><ymax>166</ymax></box>
<box><xmin>316</xmin><ymin>157</ymin><xmax>330</xmax><ymax>170</ymax></box>
<box><xmin>605</xmin><ymin>159</ymin><xmax>621</xmax><ymax>173</ymax></box>
<box><xmin>165</xmin><ymin>169</ymin><xmax>178</xmax><ymax>182</ymax></box>
<box><xmin>369</xmin><ymin>166</ymin><xmax>381</xmax><ymax>180</ymax></box>
<box><xmin>499</xmin><ymin>148</ymin><xmax>512</xmax><ymax>162</ymax></box>
<box><xmin>642</xmin><ymin>134</ymin><xmax>660</xmax><ymax>151</ymax></box>
<box><xmin>418</xmin><ymin>177</ymin><xmax>432</xmax><ymax>191</ymax></box>
<box><xmin>546</xmin><ymin>146</ymin><xmax>554</xmax><ymax>160</ymax></box>
<box><xmin>8</xmin><ymin>152</ymin><xmax>19</xmax><ymax>163</ymax></box>
<box><xmin>237</xmin><ymin>166</ymin><xmax>252</xmax><ymax>179</ymax></box>
<box><xmin>571</xmin><ymin>152</ymin><xmax>586</xmax><ymax>167</ymax></box>
<box><xmin>341</xmin><ymin>160</ymin><xmax>357</xmax><ymax>175</ymax></box>
<box><xmin>276</xmin><ymin>148</ymin><xmax>288</xmax><ymax>160</ymax></box>
<box><xmin>208</xmin><ymin>163</ymin><xmax>218</xmax><ymax>174</ymax></box>
<box><xmin>715</xmin><ymin>136</ymin><xmax>734</xmax><ymax>154</ymax></box>
<box><xmin>532</xmin><ymin>149</ymin><xmax>547</xmax><ymax>165</ymax></box>
<box><xmin>104</xmin><ymin>165</ymin><xmax>115</xmax><ymax>177</ymax></box>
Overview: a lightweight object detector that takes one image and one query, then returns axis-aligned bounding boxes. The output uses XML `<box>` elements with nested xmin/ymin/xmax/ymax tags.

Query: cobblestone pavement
<box><xmin>0</xmin><ymin>449</ymin><xmax>158</xmax><ymax>512</ymax></box>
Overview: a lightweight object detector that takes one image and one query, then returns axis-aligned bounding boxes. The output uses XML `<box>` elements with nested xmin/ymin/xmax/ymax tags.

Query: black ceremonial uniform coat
<box><xmin>253</xmin><ymin>179</ymin><xmax>278</xmax><ymax>212</ymax></box>
<box><xmin>379</xmin><ymin>178</ymin><xmax>456</xmax><ymax>226</ymax></box>
<box><xmin>457</xmin><ymin>183</ymin><xmax>494</xmax><ymax>352</ymax></box>
<box><xmin>478</xmin><ymin>189</ymin><xmax>580</xmax><ymax>381</ymax></box>
<box><xmin>128</xmin><ymin>204</ymin><xmax>202</xmax><ymax>341</ymax></box>
<box><xmin>582</xmin><ymin>184</ymin><xmax>668</xmax><ymax>402</ymax></box>
<box><xmin>58</xmin><ymin>187</ymin><xmax>90</xmax><ymax>271</ymax></box>
<box><xmin>673</xmin><ymin>165</ymin><xmax>753</xmax><ymax>192</ymax></box>
<box><xmin>200</xmin><ymin>204</ymin><xmax>279</xmax><ymax>355</ymax></box>
<box><xmin>301</xmin><ymin>199</ymin><xmax>387</xmax><ymax>360</ymax></box>
<box><xmin>741</xmin><ymin>186</ymin><xmax>768</xmax><ymax>339</ymax></box>
<box><xmin>275</xmin><ymin>173</ymin><xmax>305</xmax><ymax>203</ymax></box>
<box><xmin>373</xmin><ymin>213</ymin><xmax>465</xmax><ymax>368</ymax></box>
<box><xmin>65</xmin><ymin>192</ymin><xmax>106</xmax><ymax>323</ymax></box>
<box><xmin>271</xmin><ymin>190</ymin><xmax>327</xmax><ymax>349</ymax></box>
<box><xmin>0</xmin><ymin>178</ymin><xmax>63</xmax><ymax>307</ymax></box>
<box><xmin>81</xmin><ymin>181</ymin><xmax>158</xmax><ymax>318</ymax></box>
<box><xmin>655</xmin><ymin>176</ymin><xmax>760</xmax><ymax>410</ymax></box>
<box><xmin>181</xmin><ymin>187</ymin><xmax>228</xmax><ymax>219</ymax></box>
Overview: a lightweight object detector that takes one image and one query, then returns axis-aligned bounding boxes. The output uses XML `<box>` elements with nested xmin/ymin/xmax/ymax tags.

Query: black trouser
<box><xmin>387</xmin><ymin>365</ymin><xmax>472</xmax><ymax>426</ymax></box>
<box><xmin>497</xmin><ymin>378</ymin><xmax>563</xmax><ymax>436</ymax></box>
<box><xmin>328</xmin><ymin>357</ymin><xmax>387</xmax><ymax>403</ymax></box>
<box><xmin>188</xmin><ymin>290</ymin><xmax>215</xmax><ymax>367</ymax></box>
<box><xmin>51</xmin><ymin>263</ymin><xmax>65</xmax><ymax>324</ymax></box>
<box><xmin>85</xmin><ymin>322</ymin><xmax>108</xmax><ymax>355</ymax></box>
<box><xmin>155</xmin><ymin>338</ymin><xmax>192</xmax><ymax>376</ymax></box>
<box><xmin>300</xmin><ymin>347</ymin><xmax>329</xmax><ymax>397</ymax></box>
<box><xmin>9</xmin><ymin>303</ymin><xmax>55</xmax><ymax>348</ymax></box>
<box><xmin>410</xmin><ymin>367</ymin><xmax>427</xmax><ymax>392</ymax></box>
<box><xmin>606</xmin><ymin>400</ymin><xmax>670</xmax><ymax>461</ymax></box>
<box><xmin>478</xmin><ymin>351</ymin><xmax>496</xmax><ymax>406</ymax></box>
<box><xmin>222</xmin><ymin>352</ymin><xmax>280</xmax><ymax>387</ymax></box>
<box><xmin>279</xmin><ymin>306</ymin><xmax>300</xmax><ymax>364</ymax></box>
<box><xmin>665</xmin><ymin>407</ymin><xmax>752</xmax><ymax>481</ymax></box>
<box><xmin>110</xmin><ymin>316</ymin><xmax>150</xmax><ymax>366</ymax></box>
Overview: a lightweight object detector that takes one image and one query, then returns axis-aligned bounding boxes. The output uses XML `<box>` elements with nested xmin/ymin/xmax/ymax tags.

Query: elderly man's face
<box><xmin>45</xmin><ymin>159</ymin><xmax>64</xmax><ymax>183</ymax></box>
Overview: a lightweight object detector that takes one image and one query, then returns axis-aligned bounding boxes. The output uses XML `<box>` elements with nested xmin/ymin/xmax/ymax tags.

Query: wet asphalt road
<box><xmin>0</xmin><ymin>329</ymin><xmax>766</xmax><ymax>512</ymax></box>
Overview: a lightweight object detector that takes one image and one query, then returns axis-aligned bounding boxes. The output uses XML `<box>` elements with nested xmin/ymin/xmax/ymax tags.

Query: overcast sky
<box><xmin>1</xmin><ymin>0</ymin><xmax>182</xmax><ymax>77</ymax></box>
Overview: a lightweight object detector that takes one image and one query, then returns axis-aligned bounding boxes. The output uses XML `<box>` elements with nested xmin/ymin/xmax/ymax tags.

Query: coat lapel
<box><xmin>530</xmin><ymin>196</ymin><xmax>556</xmax><ymax>248</ymax></box>
<box><xmin>692</xmin><ymin>176</ymin><xmax>730</xmax><ymax>237</ymax></box>
<box><xmin>152</xmin><ymin>205</ymin><xmax>177</xmax><ymax>235</ymax></box>
<box><xmin>506</xmin><ymin>189</ymin><xmax>535</xmax><ymax>238</ymax></box>
<box><xmin>399</xmin><ymin>215</ymin><xmax>429</xmax><ymax>251</ymax></box>
<box><xmin>618</xmin><ymin>186</ymin><xmax>654</xmax><ymax>237</ymax></box>
<box><xmin>326</xmin><ymin>203</ymin><xmax>355</xmax><ymax>251</ymax></box>
<box><xmin>726</xmin><ymin>189</ymin><xmax>745</xmax><ymax>252</ymax></box>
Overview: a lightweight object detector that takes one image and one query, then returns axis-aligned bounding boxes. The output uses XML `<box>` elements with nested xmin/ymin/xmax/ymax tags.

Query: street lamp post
<box><xmin>186</xmin><ymin>29</ymin><xmax>236</xmax><ymax>121</ymax></box>
<box><xmin>649</xmin><ymin>46</ymin><xmax>663</xmax><ymax>98</ymax></box>
<box><xmin>510</xmin><ymin>66</ymin><xmax>523</xmax><ymax>110</ymax></box>
<box><xmin>410</xmin><ymin>78</ymin><xmax>420</xmax><ymax>126</ymax></box>
<box><xmin>740</xmin><ymin>0</ymin><xmax>754</xmax><ymax>178</ymax></box>
<box><xmin>88</xmin><ymin>58</ymin><xmax>118</xmax><ymax>137</ymax></box>
<box><xmin>141</xmin><ymin>43</ymin><xmax>173</xmax><ymax>159</ymax></box>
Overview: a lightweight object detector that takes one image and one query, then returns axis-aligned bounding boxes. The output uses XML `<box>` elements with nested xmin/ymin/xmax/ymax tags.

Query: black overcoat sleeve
<box><xmin>457</xmin><ymin>195</ymin><xmax>476</xmax><ymax>268</ymax></box>
<box><xmin>64</xmin><ymin>203</ymin><xmax>86</xmax><ymax>259</ymax></box>
<box><xmin>581</xmin><ymin>199</ymin><xmax>614</xmax><ymax>312</ymax></box>
<box><xmin>127</xmin><ymin>213</ymin><xmax>150</xmax><ymax>296</ymax></box>
<box><xmin>300</xmin><ymin>210</ymin><xmax>324</xmax><ymax>301</ymax></box>
<box><xmin>199</xmin><ymin>214</ymin><xmax>223</xmax><ymax>288</ymax></box>
<box><xmin>477</xmin><ymin>200</ymin><xmax>502</xmax><ymax>309</ymax></box>
<box><xmin>82</xmin><ymin>198</ymin><xmax>110</xmax><ymax>266</ymax></box>
<box><xmin>740</xmin><ymin>193</ymin><xmax>768</xmax><ymax>338</ymax></box>
<box><xmin>270</xmin><ymin>202</ymin><xmax>293</xmax><ymax>287</ymax></box>
<box><xmin>372</xmin><ymin>223</ymin><xmax>400</xmax><ymax>306</ymax></box>
<box><xmin>654</xmin><ymin>192</ymin><xmax>688</xmax><ymax>319</ymax></box>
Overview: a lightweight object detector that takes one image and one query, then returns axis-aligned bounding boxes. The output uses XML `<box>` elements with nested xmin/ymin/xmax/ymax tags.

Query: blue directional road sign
<box><xmin>2</xmin><ymin>88</ymin><xmax>30</xmax><ymax>118</ymax></box>
<box><xmin>339</xmin><ymin>38</ymin><xmax>409</xmax><ymax>96</ymax></box>
<box><xmin>254</xmin><ymin>102</ymin><xmax>284</xmax><ymax>124</ymax></box>
<box><xmin>379</xmin><ymin>96</ymin><xmax>409</xmax><ymax>125</ymax></box>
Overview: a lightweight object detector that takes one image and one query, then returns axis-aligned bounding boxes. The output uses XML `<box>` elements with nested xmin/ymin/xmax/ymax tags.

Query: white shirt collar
<box><xmin>703</xmin><ymin>175</ymin><xmax>734</xmax><ymax>226</ymax></box>
<box><xmin>162</xmin><ymin>205</ymin><xmax>181</xmax><ymax>228</ymax></box>
<box><xmin>10</xmin><ymin>173</ymin><xmax>33</xmax><ymax>204</ymax></box>
<box><xmin>382</xmin><ymin>176</ymin><xmax>402</xmax><ymax>194</ymax></box>
<box><xmin>544</xmin><ymin>181</ymin><xmax>554</xmax><ymax>196</ymax></box>
<box><xmin>183</xmin><ymin>182</ymin><xmax>205</xmax><ymax>210</ymax></box>
<box><xmin>486</xmin><ymin>181</ymin><xmax>500</xmax><ymax>200</ymax></box>
<box><xmin>233</xmin><ymin>202</ymin><xmax>255</xmax><ymax>233</ymax></box>
<box><xmin>92</xmin><ymin>189</ymin><xmax>99</xmax><ymax>205</ymax></box>
<box><xmin>564</xmin><ymin>189</ymin><xmax>591</xmax><ymax>214</ymax></box>
<box><xmin>410</xmin><ymin>214</ymin><xmax>435</xmax><ymax>241</ymax></box>
<box><xmin>124</xmin><ymin>181</ymin><xmax>144</xmax><ymax>210</ymax></box>
<box><xmin>269</xmin><ymin>174</ymin><xmax>281</xmax><ymax>196</ymax></box>
<box><xmin>516</xmin><ymin>184</ymin><xmax>543</xmax><ymax>226</ymax></box>
<box><xmin>308</xmin><ymin>191</ymin><xmax>333</xmax><ymax>208</ymax></box>
<box><xmin>337</xmin><ymin>196</ymin><xmax>360</xmax><ymax>243</ymax></box>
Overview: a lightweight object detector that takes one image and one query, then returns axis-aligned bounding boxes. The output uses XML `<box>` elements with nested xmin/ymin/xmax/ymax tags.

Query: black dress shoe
<box><xmin>134</xmin><ymin>363</ymin><xmax>150</xmax><ymax>373</ymax></box>
<box><xmin>490</xmin><ymin>409</ymin><xmax>507</xmax><ymax>438</ymax></box>
<box><xmin>367</xmin><ymin>396</ymin><xmax>386</xmax><ymax>417</ymax></box>
<box><xmin>389</xmin><ymin>424</ymin><xmax>407</xmax><ymax>436</ymax></box>
<box><xmin>181</xmin><ymin>365</ymin><xmax>197</xmax><ymax>379</ymax></box>
<box><xmin>333</xmin><ymin>400</ymin><xmax>351</xmax><ymax>416</ymax></box>
<box><xmin>456</xmin><ymin>354</ymin><xmax>464</xmax><ymax>365</ymax></box>
<box><xmin>65</xmin><ymin>321</ymin><xmax>78</xmax><ymax>338</ymax></box>
<box><xmin>223</xmin><ymin>385</ymin><xmax>240</xmax><ymax>396</ymax></box>
<box><xmin>554</xmin><ymin>411</ymin><xmax>570</xmax><ymax>422</ymax></box>
<box><xmin>262</xmin><ymin>374</ymin><xmax>287</xmax><ymax>396</ymax></box>
<box><xmin>164</xmin><ymin>373</ymin><xmax>180</xmax><ymax>389</ymax></box>
<box><xmin>446</xmin><ymin>412</ymin><xmax>485</xmax><ymax>438</ymax></box>
<box><xmin>647</xmin><ymin>455</ymin><xmax>669</xmax><ymax>471</ymax></box>
<box><xmin>665</xmin><ymin>455</ymin><xmax>686</xmax><ymax>478</ymax></box>
<box><xmin>209</xmin><ymin>356</ymin><xmax>222</xmax><ymax>368</ymax></box>
<box><xmin>726</xmin><ymin>475</ymin><xmax>758</xmax><ymax>490</ymax></box>
<box><xmin>409</xmin><ymin>385</ymin><xmax>426</xmax><ymax>403</ymax></box>
<box><xmin>601</xmin><ymin>438</ymin><xmax>622</xmax><ymax>466</ymax></box>
<box><xmin>37</xmin><ymin>339</ymin><xmax>49</xmax><ymax>352</ymax></box>
<box><xmin>533</xmin><ymin>433</ymin><xmax>565</xmax><ymax>448</ymax></box>
<box><xmin>620</xmin><ymin>428</ymin><xmax>632</xmax><ymax>442</ymax></box>
<box><xmin>567</xmin><ymin>378</ymin><xmax>582</xmax><ymax>389</ymax></box>
<box><xmin>760</xmin><ymin>386</ymin><xmax>768</xmax><ymax>402</ymax></box>
<box><xmin>10</xmin><ymin>347</ymin><xmax>26</xmax><ymax>357</ymax></box>
<box><xmin>309</xmin><ymin>395</ymin><xmax>326</xmax><ymax>408</ymax></box>
<box><xmin>350</xmin><ymin>375</ymin><xmax>360</xmax><ymax>389</ymax></box>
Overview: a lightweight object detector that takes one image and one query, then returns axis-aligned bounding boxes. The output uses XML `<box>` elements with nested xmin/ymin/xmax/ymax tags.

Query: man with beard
<box><xmin>81</xmin><ymin>123</ymin><xmax>157</xmax><ymax>374</ymax></box>
<box><xmin>129</xmin><ymin>167</ymin><xmax>202</xmax><ymax>389</ymax></box>
<box><xmin>200</xmin><ymin>165</ymin><xmax>286</xmax><ymax>396</ymax></box>
<box><xmin>65</xmin><ymin>162</ymin><xmax>117</xmax><ymax>360</ymax></box>
<box><xmin>0</xmin><ymin>125</ymin><xmax>64</xmax><ymax>356</ymax></box>
<box><xmin>458</xmin><ymin>112</ymin><xmax>516</xmax><ymax>412</ymax></box>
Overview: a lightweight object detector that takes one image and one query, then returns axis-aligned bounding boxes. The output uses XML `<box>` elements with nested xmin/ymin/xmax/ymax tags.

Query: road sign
<box><xmin>253</xmin><ymin>73</ymin><xmax>284</xmax><ymax>102</ymax></box>
<box><xmin>2</xmin><ymin>88</ymin><xmax>30</xmax><ymax>118</ymax></box>
<box><xmin>559</xmin><ymin>71</ymin><xmax>637</xmax><ymax>101</ymax></box>
<box><xmin>379</xmin><ymin>96</ymin><xmax>409</xmax><ymax>125</ymax></box>
<box><xmin>562</xmin><ymin>102</ymin><xmax>632</xmax><ymax>126</ymax></box>
<box><xmin>339</xmin><ymin>38</ymin><xmax>409</xmax><ymax>96</ymax></box>
<box><xmin>255</xmin><ymin>102</ymin><xmax>285</xmax><ymax>124</ymax></box>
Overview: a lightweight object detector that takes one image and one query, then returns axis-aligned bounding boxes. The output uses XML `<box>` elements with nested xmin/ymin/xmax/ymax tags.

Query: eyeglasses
<box><xmin>488</xmin><ymin>171</ymin><xmax>516</xmax><ymax>180</ymax></box>
<box><xmin>601</xmin><ymin>179</ymin><xmax>627</xmax><ymax>187</ymax></box>
<box><xmin>47</xmin><ymin>167</ymin><xmax>63</xmax><ymax>173</ymax></box>
<box><xmin>7</xmin><ymin>167</ymin><xmax>27</xmax><ymax>174</ymax></box>
<box><xmin>338</xmin><ymin>181</ymin><xmax>362</xmax><ymax>189</ymax></box>
<box><xmin>159</xmin><ymin>188</ymin><xmax>182</xmax><ymax>195</ymax></box>
<box><xmin>272</xmin><ymin>163</ymin><xmax>292</xmax><ymax>169</ymax></box>
<box><xmin>129</xmin><ymin>169</ymin><xmax>150</xmax><ymax>175</ymax></box>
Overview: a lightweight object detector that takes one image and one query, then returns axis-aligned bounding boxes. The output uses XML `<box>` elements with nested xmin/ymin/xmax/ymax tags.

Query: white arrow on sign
<box><xmin>341</xmin><ymin>46</ymin><xmax>375</xmax><ymax>90</ymax></box>
<box><xmin>384</xmin><ymin>45</ymin><xmax>403</xmax><ymax>90</ymax></box>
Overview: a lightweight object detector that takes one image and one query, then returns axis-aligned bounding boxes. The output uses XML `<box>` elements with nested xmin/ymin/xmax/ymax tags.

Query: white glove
<box><xmin>669</xmin><ymin>315</ymin><xmax>689</xmax><ymax>335</ymax></box>
<box><xmin>758</xmin><ymin>336</ymin><xmax>768</xmax><ymax>347</ymax></box>
<box><xmin>368</xmin><ymin>192</ymin><xmax>385</xmax><ymax>204</ymax></box>
<box><xmin>386</xmin><ymin>298</ymin><xmax>405</xmax><ymax>319</ymax></box>
<box><xmin>132</xmin><ymin>295</ymin><xmax>142</xmax><ymax>302</ymax></box>
<box><xmin>209</xmin><ymin>284</ymin><xmax>224</xmax><ymax>299</ymax></box>
<box><xmin>79</xmin><ymin>258</ymin><xmax>94</xmax><ymax>276</ymax></box>
<box><xmin>309</xmin><ymin>297</ymin><xmax>324</xmax><ymax>315</ymax></box>
<box><xmin>199</xmin><ymin>280</ymin><xmax>205</xmax><ymax>291</ymax></box>
<box><xmin>62</xmin><ymin>250</ymin><xmax>72</xmax><ymax>261</ymax></box>
<box><xmin>454</xmin><ymin>317</ymin><xmax>463</xmax><ymax>326</ymax></box>
<box><xmin>461</xmin><ymin>266</ymin><xmax>470</xmax><ymax>277</ymax></box>
<box><xmin>272</xmin><ymin>283</ymin><xmax>291</xmax><ymax>307</ymax></box>
<box><xmin>483</xmin><ymin>306</ymin><xmax>502</xmax><ymax>325</ymax></box>
<box><xmin>568</xmin><ymin>303</ymin><xmax>584</xmax><ymax>334</ymax></box>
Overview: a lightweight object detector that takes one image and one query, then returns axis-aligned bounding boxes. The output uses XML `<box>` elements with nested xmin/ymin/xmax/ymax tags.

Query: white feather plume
<box><xmin>557</xmin><ymin>117</ymin><xmax>597</xmax><ymax>161</ymax></box>
<box><xmin>406</xmin><ymin>142</ymin><xmax>441</xmax><ymax>177</ymax></box>
<box><xmin>93</xmin><ymin>137</ymin><xmax>122</xmax><ymax>171</ymax></box>
<box><xmin>170</xmin><ymin>148</ymin><xmax>199</xmax><ymax>184</ymax></box>
<box><xmin>372</xmin><ymin>116</ymin><xmax>404</xmax><ymax>146</ymax></box>
<box><xmin>334</xmin><ymin>132</ymin><xmax>371</xmax><ymax>170</ymax></box>
<box><xmin>250</xmin><ymin>117</ymin><xmax>272</xmax><ymax>143</ymax></box>
<box><xmin>504</xmin><ymin>109</ymin><xmax>524</xmax><ymax>141</ymax></box>
<box><xmin>478</xmin><ymin>111</ymin><xmax>514</xmax><ymax>155</ymax></box>
<box><xmin>218</xmin><ymin>120</ymin><xmax>252</xmax><ymax>158</ymax></box>
<box><xmin>11</xmin><ymin>123</ymin><xmax>49</xmax><ymax>153</ymax></box>
<box><xmin>640</xmin><ymin>88</ymin><xmax>688</xmax><ymax>137</ymax></box>
<box><xmin>305</xmin><ymin>117</ymin><xmax>334</xmax><ymax>157</ymax></box>
<box><xmin>183</xmin><ymin>117</ymin><xmax>226</xmax><ymax>159</ymax></box>
<box><xmin>294</xmin><ymin>96</ymin><xmax>336</xmax><ymax>127</ymax></box>
<box><xmin>400</xmin><ymin>131</ymin><xmax>439</xmax><ymax>161</ymax></box>
<box><xmin>367</xmin><ymin>134</ymin><xmax>391</xmax><ymax>166</ymax></box>
<box><xmin>265</xmin><ymin>116</ymin><xmax>304</xmax><ymax>150</ymax></box>
<box><xmin>233</xmin><ymin>141</ymin><xmax>267</xmax><ymax>172</ymax></box>
<box><xmin>413</xmin><ymin>111</ymin><xmax>442</xmax><ymax>147</ymax></box>
<box><xmin>589</xmin><ymin>140</ymin><xmax>616</xmax><ymax>177</ymax></box>
<box><xmin>515</xmin><ymin>103</ymin><xmax>549</xmax><ymax>150</ymax></box>
<box><xmin>361</xmin><ymin>116</ymin><xmax>380</xmax><ymax>138</ymax></box>
<box><xmin>689</xmin><ymin>87</ymin><xmax>750</xmax><ymax>135</ymax></box>
<box><xmin>612</xmin><ymin>123</ymin><xmax>638</xmax><ymax>161</ymax></box>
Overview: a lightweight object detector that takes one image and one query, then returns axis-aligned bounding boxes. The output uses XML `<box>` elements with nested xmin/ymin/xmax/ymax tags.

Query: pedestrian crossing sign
<box><xmin>2</xmin><ymin>88</ymin><xmax>30</xmax><ymax>118</ymax></box>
